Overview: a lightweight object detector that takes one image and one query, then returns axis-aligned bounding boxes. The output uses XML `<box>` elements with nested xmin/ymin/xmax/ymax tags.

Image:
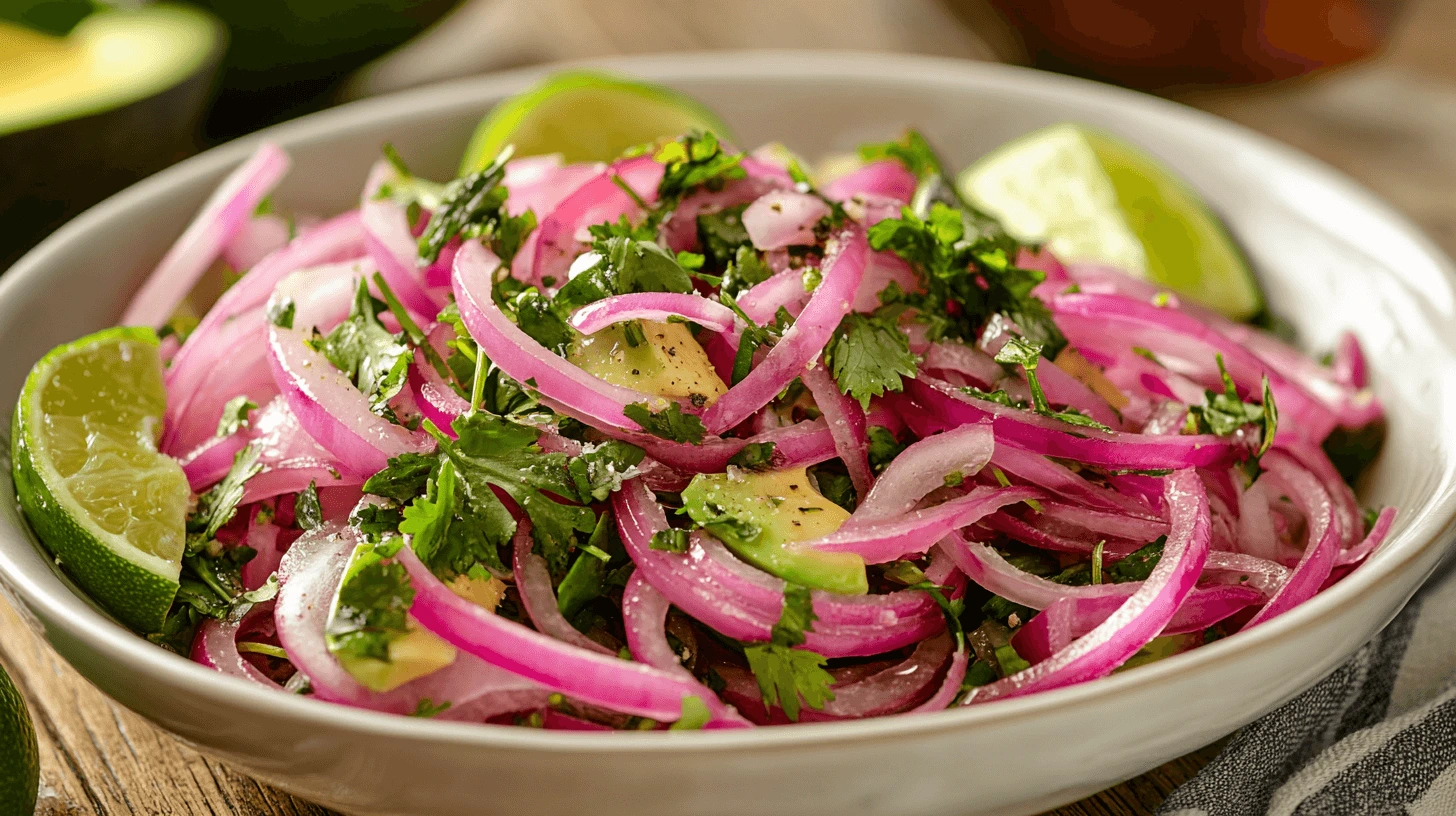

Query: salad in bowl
<box><xmin>10</xmin><ymin>70</ymin><xmax>1393</xmax><ymax>732</ymax></box>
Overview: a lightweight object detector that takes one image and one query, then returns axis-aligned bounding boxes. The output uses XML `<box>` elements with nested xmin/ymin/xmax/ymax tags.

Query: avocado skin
<box><xmin>0</xmin><ymin>46</ymin><xmax>221</xmax><ymax>273</ymax></box>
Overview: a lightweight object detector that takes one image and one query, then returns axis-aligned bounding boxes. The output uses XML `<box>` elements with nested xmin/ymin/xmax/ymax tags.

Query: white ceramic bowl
<box><xmin>2</xmin><ymin>52</ymin><xmax>1455</xmax><ymax>816</ymax></box>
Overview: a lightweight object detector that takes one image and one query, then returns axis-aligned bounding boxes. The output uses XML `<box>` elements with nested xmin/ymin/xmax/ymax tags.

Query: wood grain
<box><xmin>4</xmin><ymin>0</ymin><xmax>1454</xmax><ymax>813</ymax></box>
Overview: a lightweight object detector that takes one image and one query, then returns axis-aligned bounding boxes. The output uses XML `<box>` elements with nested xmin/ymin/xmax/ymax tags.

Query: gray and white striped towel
<box><xmin>1158</xmin><ymin>552</ymin><xmax>1456</xmax><ymax>816</ymax></box>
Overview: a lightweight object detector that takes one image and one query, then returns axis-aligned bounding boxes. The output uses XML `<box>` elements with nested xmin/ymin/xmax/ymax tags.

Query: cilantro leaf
<box><xmin>1186</xmin><ymin>355</ymin><xmax>1278</xmax><ymax>454</ymax></box>
<box><xmin>655</xmin><ymin>131</ymin><xmax>745</xmax><ymax>204</ymax></box>
<box><xmin>215</xmin><ymin>396</ymin><xmax>256</xmax><ymax>438</ymax></box>
<box><xmin>697</xmin><ymin>205</ymin><xmax>753</xmax><ymax>270</ymax></box>
<box><xmin>417</xmin><ymin>146</ymin><xmax>535</xmax><ymax>265</ymax></box>
<box><xmin>994</xmin><ymin>336</ymin><xmax>1113</xmax><ymax>432</ymax></box>
<box><xmin>267</xmin><ymin>298</ymin><xmax>296</xmax><ymax>329</ymax></box>
<box><xmin>866</xmin><ymin>426</ymin><xmax>906</xmax><ymax>474</ymax></box>
<box><xmin>624</xmin><ymin>401</ymin><xmax>706</xmax><ymax>444</ymax></box>
<box><xmin>1107</xmin><ymin>537</ymin><xmax>1165</xmax><ymax>583</ymax></box>
<box><xmin>400</xmin><ymin>456</ymin><xmax>511</xmax><ymax>580</ymax></box>
<box><xmin>188</xmin><ymin>445</ymin><xmax>264</xmax><ymax>547</ymax></box>
<box><xmin>650</xmin><ymin>529</ymin><xmax>690</xmax><ymax>553</ymax></box>
<box><xmin>809</xmin><ymin>466</ymin><xmax>856</xmax><ymax>513</ymax></box>
<box><xmin>553</xmin><ymin>235</ymin><xmax>696</xmax><ymax>314</ymax></box>
<box><xmin>294</xmin><ymin>481</ymin><xmax>323</xmax><ymax>531</ymax></box>
<box><xmin>411</xmin><ymin>699</ymin><xmax>453</xmax><ymax>718</ymax></box>
<box><xmin>309</xmin><ymin>278</ymin><xmax>412</xmax><ymax>416</ymax></box>
<box><xmin>567</xmin><ymin>440</ymin><xmax>646</xmax><ymax>503</ymax></box>
<box><xmin>741</xmin><ymin>581</ymin><xmax>835</xmax><ymax>721</ymax></box>
<box><xmin>727</xmin><ymin>442</ymin><xmax>777</xmax><ymax>471</ymax></box>
<box><xmin>825</xmin><ymin>312</ymin><xmax>919</xmax><ymax>408</ymax></box>
<box><xmin>325</xmin><ymin>542</ymin><xmax>415</xmax><ymax>663</ymax></box>
<box><xmin>363</xmin><ymin>452</ymin><xmax>438</xmax><ymax>503</ymax></box>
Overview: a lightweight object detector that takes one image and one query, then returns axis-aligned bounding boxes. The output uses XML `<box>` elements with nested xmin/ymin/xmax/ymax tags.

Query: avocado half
<box><xmin>0</xmin><ymin>4</ymin><xmax>223</xmax><ymax>272</ymax></box>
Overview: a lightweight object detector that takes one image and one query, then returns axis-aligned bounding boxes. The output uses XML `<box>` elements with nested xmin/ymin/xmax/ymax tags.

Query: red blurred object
<box><xmin>989</xmin><ymin>0</ymin><xmax>1399</xmax><ymax>88</ymax></box>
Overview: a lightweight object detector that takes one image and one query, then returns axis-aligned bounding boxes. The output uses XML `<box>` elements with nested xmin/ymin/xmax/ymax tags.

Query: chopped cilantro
<box><xmin>809</xmin><ymin>467</ymin><xmax>856</xmax><ymax>512</ymax></box>
<box><xmin>866</xmin><ymin>426</ymin><xmax>907</xmax><ymax>473</ymax></box>
<box><xmin>325</xmin><ymin>542</ymin><xmax>415</xmax><ymax>663</ymax></box>
<box><xmin>295</xmin><ymin>481</ymin><xmax>323</xmax><ymax>531</ymax></box>
<box><xmin>649</xmin><ymin>529</ymin><xmax>690</xmax><ymax>553</ymax></box>
<box><xmin>215</xmin><ymin>396</ymin><xmax>256</xmax><ymax>438</ymax></box>
<box><xmin>411</xmin><ymin>699</ymin><xmax>452</xmax><ymax>718</ymax></box>
<box><xmin>994</xmin><ymin>643</ymin><xmax>1031</xmax><ymax>676</ymax></box>
<box><xmin>624</xmin><ymin>401</ymin><xmax>707</xmax><ymax>444</ymax></box>
<box><xmin>824</xmin><ymin>311</ymin><xmax>919</xmax><ymax>408</ymax></box>
<box><xmin>994</xmin><ymin>336</ymin><xmax>1113</xmax><ymax>431</ymax></box>
<box><xmin>567</xmin><ymin>440</ymin><xmax>647</xmax><ymax>502</ymax></box>
<box><xmin>553</xmin><ymin>235</ymin><xmax>697</xmax><ymax>314</ymax></box>
<box><xmin>1108</xmin><ymin>537</ymin><xmax>1165</xmax><ymax>583</ymax></box>
<box><xmin>308</xmin><ymin>278</ymin><xmax>411</xmax><ymax>416</ymax></box>
<box><xmin>742</xmin><ymin>582</ymin><xmax>835</xmax><ymax>721</ymax></box>
<box><xmin>719</xmin><ymin>244</ymin><xmax>774</xmax><ymax>299</ymax></box>
<box><xmin>267</xmin><ymin>298</ymin><xmax>296</xmax><ymax>329</ymax></box>
<box><xmin>697</xmin><ymin>205</ymin><xmax>751</xmax><ymax>269</ymax></box>
<box><xmin>188</xmin><ymin>445</ymin><xmax>264</xmax><ymax>547</ymax></box>
<box><xmin>1185</xmin><ymin>355</ymin><xmax>1278</xmax><ymax>456</ymax></box>
<box><xmin>417</xmin><ymin>146</ymin><xmax>535</xmax><ymax>265</ymax></box>
<box><xmin>654</xmin><ymin>131</ymin><xmax>746</xmax><ymax>205</ymax></box>
<box><xmin>727</xmin><ymin>441</ymin><xmax>777</xmax><ymax>471</ymax></box>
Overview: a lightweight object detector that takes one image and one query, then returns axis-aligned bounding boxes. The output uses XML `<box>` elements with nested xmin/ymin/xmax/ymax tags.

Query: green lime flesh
<box><xmin>959</xmin><ymin>123</ymin><xmax>1264</xmax><ymax>320</ymax></box>
<box><xmin>459</xmin><ymin>69</ymin><xmax>734</xmax><ymax>173</ymax></box>
<box><xmin>12</xmin><ymin>326</ymin><xmax>189</xmax><ymax>633</ymax></box>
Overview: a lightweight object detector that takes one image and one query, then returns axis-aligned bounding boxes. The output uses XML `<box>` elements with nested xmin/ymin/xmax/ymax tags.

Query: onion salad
<box><xmin>88</xmin><ymin>95</ymin><xmax>1395</xmax><ymax>731</ymax></box>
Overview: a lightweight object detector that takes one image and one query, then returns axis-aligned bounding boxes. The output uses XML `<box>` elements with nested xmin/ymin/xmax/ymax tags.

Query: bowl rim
<box><xmin>2</xmin><ymin>49</ymin><xmax>1455</xmax><ymax>754</ymax></box>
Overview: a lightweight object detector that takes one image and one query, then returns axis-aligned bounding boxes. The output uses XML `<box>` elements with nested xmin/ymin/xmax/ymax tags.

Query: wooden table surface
<box><xmin>4</xmin><ymin>0</ymin><xmax>1456</xmax><ymax>813</ymax></box>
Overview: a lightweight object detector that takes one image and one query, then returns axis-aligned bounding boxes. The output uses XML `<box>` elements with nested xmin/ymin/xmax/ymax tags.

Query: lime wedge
<box><xmin>959</xmin><ymin>123</ymin><xmax>1263</xmax><ymax>320</ymax></box>
<box><xmin>459</xmin><ymin>69</ymin><xmax>734</xmax><ymax>173</ymax></box>
<box><xmin>11</xmin><ymin>326</ymin><xmax>189</xmax><ymax>633</ymax></box>
<box><xmin>0</xmin><ymin>663</ymin><xmax>37</xmax><ymax>816</ymax></box>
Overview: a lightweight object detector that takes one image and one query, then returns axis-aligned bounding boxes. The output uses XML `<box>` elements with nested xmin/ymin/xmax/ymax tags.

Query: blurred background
<box><xmin>0</xmin><ymin>0</ymin><xmax>1437</xmax><ymax>273</ymax></box>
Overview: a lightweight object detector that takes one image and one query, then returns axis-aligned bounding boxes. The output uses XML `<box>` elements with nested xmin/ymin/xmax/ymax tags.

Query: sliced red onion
<box><xmin>224</xmin><ymin>213</ymin><xmax>292</xmax><ymax>273</ymax></box>
<box><xmin>978</xmin><ymin>328</ymin><xmax>1122</xmax><ymax>430</ymax></box>
<box><xmin>504</xmin><ymin>156</ymin><xmax>604</xmax><ymax>219</ymax></box>
<box><xmin>907</xmin><ymin>376</ymin><xmax>1240</xmax><ymax>470</ymax></box>
<box><xmin>702</xmin><ymin>225</ymin><xmax>868</xmax><ymax>433</ymax></box>
<box><xmin>274</xmin><ymin>521</ymin><xmax>549</xmax><ymax>716</ymax></box>
<box><xmin>801</xmin><ymin>365</ymin><xmax>873</xmax><ymax>498</ymax></box>
<box><xmin>1035</xmin><ymin>502</ymin><xmax>1169</xmax><ymax>543</ymax></box>
<box><xmin>742</xmin><ymin>190</ymin><xmax>831</xmax><ymax>250</ymax></box>
<box><xmin>622</xmin><ymin>571</ymin><xmax>695</xmax><ymax>676</ymax></box>
<box><xmin>1337</xmin><ymin>506</ymin><xmax>1397</xmax><ymax>567</ymax></box>
<box><xmin>908</xmin><ymin>649</ymin><xmax>969</xmax><ymax>713</ymax></box>
<box><xmin>513</xmin><ymin>521</ymin><xmax>613</xmax><ymax>655</ymax></box>
<box><xmin>1051</xmin><ymin>292</ymin><xmax>1338</xmax><ymax>443</ymax></box>
<box><xmin>267</xmin><ymin>325</ymin><xmax>432</xmax><ymax>477</ymax></box>
<box><xmin>413</xmin><ymin>323</ymin><xmax>471</xmax><ymax>431</ymax></box>
<box><xmin>569</xmin><ymin>292</ymin><xmax>738</xmax><ymax>336</ymax></box>
<box><xmin>852</xmin><ymin>423</ymin><xmax>994</xmax><ymax>523</ymax></box>
<box><xmin>1015</xmin><ymin>246</ymin><xmax>1070</xmax><ymax>287</ymax></box>
<box><xmin>614</xmin><ymin>480</ymin><xmax>944</xmax><ymax>657</ymax></box>
<box><xmin>823</xmin><ymin>160</ymin><xmax>916</xmax><ymax>204</ymax></box>
<box><xmin>961</xmin><ymin>469</ymin><xmax>1210</xmax><ymax>704</ymax></box>
<box><xmin>921</xmin><ymin>341</ymin><xmax>1004</xmax><ymax>388</ymax></box>
<box><xmin>531</xmin><ymin>156</ymin><xmax>663</xmax><ymax>289</ymax></box>
<box><xmin>736</xmin><ymin>267</ymin><xmax>811</xmax><ymax>325</ymax></box>
<box><xmin>1243</xmin><ymin>452</ymin><xmax>1341</xmax><ymax>628</ymax></box>
<box><xmin>123</xmin><ymin>143</ymin><xmax>291</xmax><ymax>328</ymax></box>
<box><xmin>661</xmin><ymin>175</ymin><xmax>786</xmax><ymax>253</ymax></box>
<box><xmin>852</xmin><ymin>250</ymin><xmax>920</xmax><ymax>313</ymax></box>
<box><xmin>192</xmin><ymin>602</ymin><xmax>280</xmax><ymax>688</ymax></box>
<box><xmin>812</xmin><ymin>486</ymin><xmax>1042</xmax><ymax>564</ymax></box>
<box><xmin>240</xmin><ymin>502</ymin><xmax>283</xmax><ymax>591</ymax></box>
<box><xmin>396</xmin><ymin>538</ymin><xmax>747</xmax><ymax>727</ymax></box>
<box><xmin>989</xmin><ymin>445</ymin><xmax>1158</xmax><ymax>518</ymax></box>
<box><xmin>454</xmin><ymin>241</ymin><xmax>663</xmax><ymax>430</ymax></box>
<box><xmin>361</xmin><ymin>161</ymin><xmax>447</xmax><ymax>318</ymax></box>
<box><xmin>1333</xmin><ymin>331</ymin><xmax>1370</xmax><ymax>390</ymax></box>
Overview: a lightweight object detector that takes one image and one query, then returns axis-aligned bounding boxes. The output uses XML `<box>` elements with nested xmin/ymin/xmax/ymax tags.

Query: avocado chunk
<box><xmin>569</xmin><ymin>321</ymin><xmax>727</xmax><ymax>407</ymax></box>
<box><xmin>335</xmin><ymin>620</ymin><xmax>458</xmax><ymax>694</ymax></box>
<box><xmin>1</xmin><ymin>4</ymin><xmax>222</xmax><ymax>270</ymax></box>
<box><xmin>681</xmin><ymin>468</ymin><xmax>868</xmax><ymax>595</ymax></box>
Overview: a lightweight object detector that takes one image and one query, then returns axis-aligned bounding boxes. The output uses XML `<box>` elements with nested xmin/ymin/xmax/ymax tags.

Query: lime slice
<box><xmin>0</xmin><ymin>664</ymin><xmax>37</xmax><ymax>816</ymax></box>
<box><xmin>11</xmin><ymin>326</ymin><xmax>189</xmax><ymax>633</ymax></box>
<box><xmin>959</xmin><ymin>123</ymin><xmax>1263</xmax><ymax>320</ymax></box>
<box><xmin>459</xmin><ymin>69</ymin><xmax>734</xmax><ymax>173</ymax></box>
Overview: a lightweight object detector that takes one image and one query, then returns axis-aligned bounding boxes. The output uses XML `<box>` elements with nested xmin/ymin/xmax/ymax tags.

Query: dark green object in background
<box><xmin>0</xmin><ymin>661</ymin><xmax>39</xmax><ymax>816</ymax></box>
<box><xmin>188</xmin><ymin>0</ymin><xmax>459</xmax><ymax>140</ymax></box>
<box><xmin>0</xmin><ymin>4</ymin><xmax>224</xmax><ymax>273</ymax></box>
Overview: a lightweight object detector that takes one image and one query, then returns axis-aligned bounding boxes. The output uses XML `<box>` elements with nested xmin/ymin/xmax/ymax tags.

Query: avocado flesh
<box><xmin>0</xmin><ymin>6</ymin><xmax>219</xmax><ymax>137</ymax></box>
<box><xmin>1</xmin><ymin>5</ymin><xmax>221</xmax><ymax>272</ymax></box>
<box><xmin>568</xmin><ymin>321</ymin><xmax>728</xmax><ymax>407</ymax></box>
<box><xmin>682</xmin><ymin>468</ymin><xmax>868</xmax><ymax>595</ymax></box>
<box><xmin>336</xmin><ymin>620</ymin><xmax>458</xmax><ymax>694</ymax></box>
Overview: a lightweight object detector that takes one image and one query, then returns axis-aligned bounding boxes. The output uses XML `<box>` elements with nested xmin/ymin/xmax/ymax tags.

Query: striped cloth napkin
<box><xmin>1158</xmin><ymin>553</ymin><xmax>1456</xmax><ymax>816</ymax></box>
